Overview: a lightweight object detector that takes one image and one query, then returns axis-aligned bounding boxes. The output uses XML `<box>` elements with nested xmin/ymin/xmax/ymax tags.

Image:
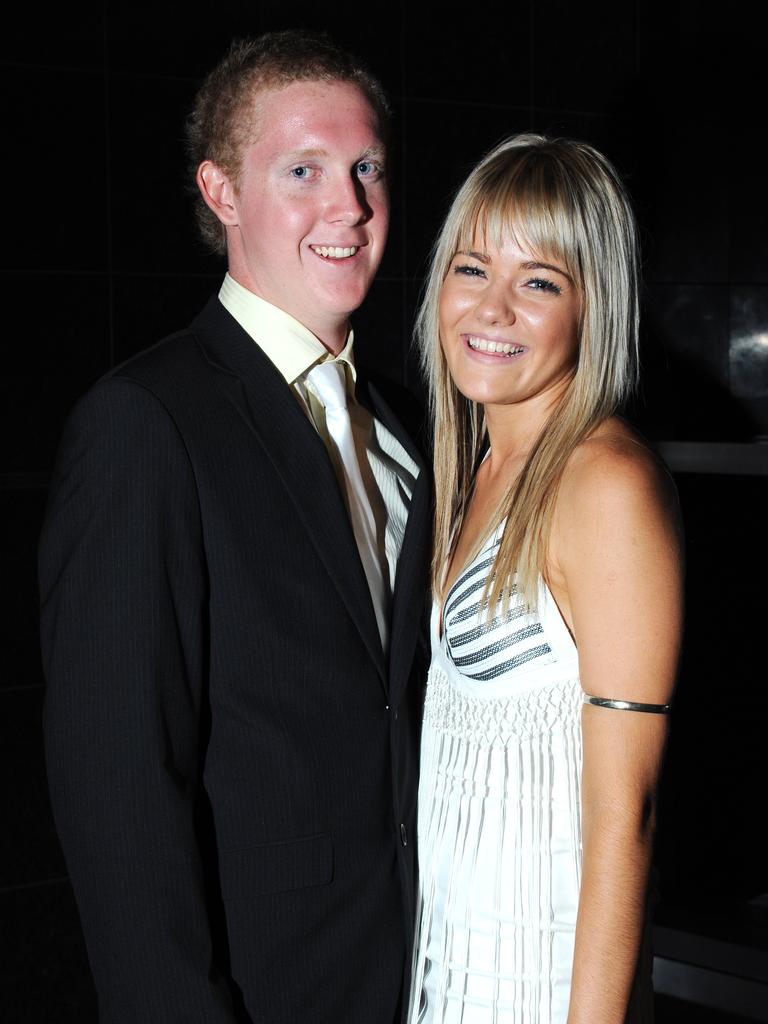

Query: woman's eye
<box><xmin>454</xmin><ymin>264</ymin><xmax>485</xmax><ymax>277</ymax></box>
<box><xmin>527</xmin><ymin>277</ymin><xmax>561</xmax><ymax>294</ymax></box>
<box><xmin>290</xmin><ymin>166</ymin><xmax>312</xmax><ymax>179</ymax></box>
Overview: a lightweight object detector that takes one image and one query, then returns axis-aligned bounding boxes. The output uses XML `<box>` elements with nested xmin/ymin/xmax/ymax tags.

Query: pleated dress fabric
<box><xmin>408</xmin><ymin>527</ymin><xmax>583</xmax><ymax>1024</ymax></box>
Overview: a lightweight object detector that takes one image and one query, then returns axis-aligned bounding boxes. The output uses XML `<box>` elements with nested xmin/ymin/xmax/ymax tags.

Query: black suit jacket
<box><xmin>39</xmin><ymin>297</ymin><xmax>430</xmax><ymax>1023</ymax></box>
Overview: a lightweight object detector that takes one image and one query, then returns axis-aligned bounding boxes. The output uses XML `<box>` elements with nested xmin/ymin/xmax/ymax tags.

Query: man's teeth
<box><xmin>467</xmin><ymin>336</ymin><xmax>524</xmax><ymax>356</ymax></box>
<box><xmin>311</xmin><ymin>245</ymin><xmax>358</xmax><ymax>259</ymax></box>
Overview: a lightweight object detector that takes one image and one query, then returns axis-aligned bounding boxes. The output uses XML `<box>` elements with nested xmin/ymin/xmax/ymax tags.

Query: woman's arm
<box><xmin>550</xmin><ymin>433</ymin><xmax>683</xmax><ymax>1024</ymax></box>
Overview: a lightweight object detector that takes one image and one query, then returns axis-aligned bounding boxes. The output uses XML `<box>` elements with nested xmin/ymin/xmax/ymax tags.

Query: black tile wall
<box><xmin>731</xmin><ymin>160</ymin><xmax>768</xmax><ymax>284</ymax></box>
<box><xmin>0</xmin><ymin>273</ymin><xmax>111</xmax><ymax>472</ymax></box>
<box><xmin>0</xmin><ymin>375</ymin><xmax>94</xmax><ymax>476</ymax></box>
<box><xmin>1</xmin><ymin>10</ymin><xmax>105</xmax><ymax>71</ymax></box>
<box><xmin>107</xmin><ymin>73</ymin><xmax>216</xmax><ymax>275</ymax></box>
<box><xmin>633</xmin><ymin>14</ymin><xmax>729</xmax><ymax>287</ymax></box>
<box><xmin>0</xmin><ymin>881</ymin><xmax>96</xmax><ymax>1023</ymax></box>
<box><xmin>377</xmin><ymin>98</ymin><xmax>407</xmax><ymax>285</ymax></box>
<box><xmin>0</xmin><ymin>490</ymin><xmax>48</xmax><ymax>691</ymax></box>
<box><xmin>255</xmin><ymin>1</ymin><xmax>404</xmax><ymax>102</ymax></box>
<box><xmin>730</xmin><ymin>286</ymin><xmax>768</xmax><ymax>437</ymax></box>
<box><xmin>655</xmin><ymin>994</ymin><xmax>755</xmax><ymax>1024</ymax></box>
<box><xmin>655</xmin><ymin>473</ymin><xmax>768</xmax><ymax>902</ymax></box>
<box><xmin>111</xmin><ymin>272</ymin><xmax>220</xmax><ymax>363</ymax></box>
<box><xmin>4</xmin><ymin>66</ymin><xmax>109</xmax><ymax>273</ymax></box>
<box><xmin>645</xmin><ymin>283</ymin><xmax>729</xmax><ymax>384</ymax></box>
<box><xmin>403</xmin><ymin>99</ymin><xmax>531</xmax><ymax>278</ymax></box>
<box><xmin>2</xmin><ymin>272</ymin><xmax>111</xmax><ymax>378</ymax></box>
<box><xmin>105</xmin><ymin>5</ymin><xmax>257</xmax><ymax>80</ymax></box>
<box><xmin>2</xmin><ymin>5</ymin><xmax>765</xmax><ymax>1017</ymax></box>
<box><xmin>403</xmin><ymin>3</ymin><xmax>533</xmax><ymax>107</ymax></box>
<box><xmin>0</xmin><ymin>688</ymin><xmax>65</xmax><ymax>888</ymax></box>
<box><xmin>531</xmin><ymin>0</ymin><xmax>636</xmax><ymax>113</ymax></box>
<box><xmin>640</xmin><ymin>285</ymin><xmax>759</xmax><ymax>440</ymax></box>
<box><xmin>640</xmin><ymin>116</ymin><xmax>729</xmax><ymax>286</ymax></box>
<box><xmin>405</xmin><ymin>278</ymin><xmax>429</xmax><ymax>402</ymax></box>
<box><xmin>351</xmin><ymin>278</ymin><xmax>408</xmax><ymax>385</ymax></box>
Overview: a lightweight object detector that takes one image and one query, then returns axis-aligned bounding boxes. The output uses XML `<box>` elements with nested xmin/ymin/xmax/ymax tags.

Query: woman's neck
<box><xmin>483</xmin><ymin>389</ymin><xmax>560</xmax><ymax>466</ymax></box>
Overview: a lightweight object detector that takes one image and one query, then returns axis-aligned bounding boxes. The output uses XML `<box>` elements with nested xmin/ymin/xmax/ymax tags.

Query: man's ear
<box><xmin>196</xmin><ymin>161</ymin><xmax>238</xmax><ymax>226</ymax></box>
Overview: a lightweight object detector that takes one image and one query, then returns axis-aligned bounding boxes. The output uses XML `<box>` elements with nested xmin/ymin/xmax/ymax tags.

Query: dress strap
<box><xmin>583</xmin><ymin>694</ymin><xmax>672</xmax><ymax>714</ymax></box>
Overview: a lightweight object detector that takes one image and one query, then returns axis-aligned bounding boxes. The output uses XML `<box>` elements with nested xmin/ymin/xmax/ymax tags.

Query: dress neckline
<box><xmin>433</xmin><ymin>521</ymin><xmax>577</xmax><ymax>670</ymax></box>
<box><xmin>437</xmin><ymin>523</ymin><xmax>502</xmax><ymax>642</ymax></box>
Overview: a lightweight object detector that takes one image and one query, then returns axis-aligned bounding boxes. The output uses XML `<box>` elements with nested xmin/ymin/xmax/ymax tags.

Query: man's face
<box><xmin>223</xmin><ymin>79</ymin><xmax>388</xmax><ymax>351</ymax></box>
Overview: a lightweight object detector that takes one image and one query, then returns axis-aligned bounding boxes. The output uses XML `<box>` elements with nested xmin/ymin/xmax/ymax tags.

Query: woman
<box><xmin>408</xmin><ymin>135</ymin><xmax>682</xmax><ymax>1023</ymax></box>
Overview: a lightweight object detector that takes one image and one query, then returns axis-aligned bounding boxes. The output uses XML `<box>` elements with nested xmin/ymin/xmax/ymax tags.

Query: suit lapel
<box><xmin>192</xmin><ymin>298</ymin><xmax>387</xmax><ymax>688</ymax></box>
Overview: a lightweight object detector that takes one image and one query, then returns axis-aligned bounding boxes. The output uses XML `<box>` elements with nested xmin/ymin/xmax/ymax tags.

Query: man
<box><xmin>40</xmin><ymin>31</ymin><xmax>429</xmax><ymax>1023</ymax></box>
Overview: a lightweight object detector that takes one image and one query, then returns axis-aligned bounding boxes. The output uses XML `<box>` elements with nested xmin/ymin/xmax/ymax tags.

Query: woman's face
<box><xmin>439</xmin><ymin>231</ymin><xmax>582</xmax><ymax>414</ymax></box>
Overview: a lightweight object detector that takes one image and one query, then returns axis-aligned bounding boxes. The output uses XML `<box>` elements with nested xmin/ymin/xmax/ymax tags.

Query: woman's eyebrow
<box><xmin>455</xmin><ymin>250</ymin><xmax>491</xmax><ymax>264</ymax></box>
<box><xmin>520</xmin><ymin>259</ymin><xmax>572</xmax><ymax>281</ymax></box>
<box><xmin>454</xmin><ymin>252</ymin><xmax>574</xmax><ymax>283</ymax></box>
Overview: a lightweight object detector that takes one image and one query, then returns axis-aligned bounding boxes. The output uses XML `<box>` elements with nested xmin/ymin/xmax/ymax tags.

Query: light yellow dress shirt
<box><xmin>218</xmin><ymin>275</ymin><xmax>420</xmax><ymax>641</ymax></box>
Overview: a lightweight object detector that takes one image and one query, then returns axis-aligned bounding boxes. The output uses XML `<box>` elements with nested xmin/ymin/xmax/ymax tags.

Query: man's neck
<box><xmin>225</xmin><ymin>270</ymin><xmax>350</xmax><ymax>356</ymax></box>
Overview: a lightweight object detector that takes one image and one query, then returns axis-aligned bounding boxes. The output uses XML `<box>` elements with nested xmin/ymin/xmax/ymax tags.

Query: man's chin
<box><xmin>316</xmin><ymin>285</ymin><xmax>374</xmax><ymax>321</ymax></box>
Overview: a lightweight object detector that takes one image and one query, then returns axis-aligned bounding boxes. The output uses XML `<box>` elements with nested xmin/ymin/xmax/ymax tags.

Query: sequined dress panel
<box><xmin>408</xmin><ymin>528</ymin><xmax>583</xmax><ymax>1024</ymax></box>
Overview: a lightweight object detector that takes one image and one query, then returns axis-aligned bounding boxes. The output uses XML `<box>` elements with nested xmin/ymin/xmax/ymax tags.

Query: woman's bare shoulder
<box><xmin>555</xmin><ymin>418</ymin><xmax>680</xmax><ymax>540</ymax></box>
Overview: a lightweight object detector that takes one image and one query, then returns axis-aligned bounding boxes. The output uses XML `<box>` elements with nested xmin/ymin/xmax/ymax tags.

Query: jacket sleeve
<box><xmin>39</xmin><ymin>377</ymin><xmax>239</xmax><ymax>1022</ymax></box>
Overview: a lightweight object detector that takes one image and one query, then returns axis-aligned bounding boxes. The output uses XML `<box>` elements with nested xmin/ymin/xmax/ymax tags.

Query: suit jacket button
<box><xmin>400</xmin><ymin>823</ymin><xmax>408</xmax><ymax>847</ymax></box>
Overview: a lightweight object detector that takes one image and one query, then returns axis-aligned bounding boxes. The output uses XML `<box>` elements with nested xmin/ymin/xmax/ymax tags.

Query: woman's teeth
<box><xmin>467</xmin><ymin>336</ymin><xmax>524</xmax><ymax>356</ymax></box>
<box><xmin>310</xmin><ymin>245</ymin><xmax>358</xmax><ymax>258</ymax></box>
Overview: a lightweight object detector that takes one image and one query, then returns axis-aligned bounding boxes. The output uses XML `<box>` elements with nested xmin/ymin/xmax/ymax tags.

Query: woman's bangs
<box><xmin>456</xmin><ymin>164</ymin><xmax>579</xmax><ymax>283</ymax></box>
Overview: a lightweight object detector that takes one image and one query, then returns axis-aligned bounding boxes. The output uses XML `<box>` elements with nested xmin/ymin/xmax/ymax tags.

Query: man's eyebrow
<box><xmin>281</xmin><ymin>144</ymin><xmax>387</xmax><ymax>162</ymax></box>
<box><xmin>353</xmin><ymin>144</ymin><xmax>387</xmax><ymax>164</ymax></box>
<box><xmin>282</xmin><ymin>148</ymin><xmax>328</xmax><ymax>160</ymax></box>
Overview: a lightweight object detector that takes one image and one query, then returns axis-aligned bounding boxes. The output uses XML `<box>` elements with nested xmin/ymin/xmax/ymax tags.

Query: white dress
<box><xmin>408</xmin><ymin>525</ymin><xmax>584</xmax><ymax>1024</ymax></box>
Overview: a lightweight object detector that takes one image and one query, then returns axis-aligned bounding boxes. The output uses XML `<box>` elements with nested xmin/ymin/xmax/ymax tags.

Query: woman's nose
<box><xmin>475</xmin><ymin>283</ymin><xmax>516</xmax><ymax>325</ymax></box>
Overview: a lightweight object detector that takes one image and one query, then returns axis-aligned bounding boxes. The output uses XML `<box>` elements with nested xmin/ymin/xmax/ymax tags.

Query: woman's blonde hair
<box><xmin>418</xmin><ymin>133</ymin><xmax>640</xmax><ymax>612</ymax></box>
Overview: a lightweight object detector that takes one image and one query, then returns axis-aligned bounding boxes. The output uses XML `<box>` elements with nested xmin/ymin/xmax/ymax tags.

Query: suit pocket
<box><xmin>219</xmin><ymin>832</ymin><xmax>334</xmax><ymax>900</ymax></box>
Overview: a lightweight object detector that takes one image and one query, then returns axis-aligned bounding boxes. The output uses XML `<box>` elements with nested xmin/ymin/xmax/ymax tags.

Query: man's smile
<box><xmin>309</xmin><ymin>244</ymin><xmax>361</xmax><ymax>259</ymax></box>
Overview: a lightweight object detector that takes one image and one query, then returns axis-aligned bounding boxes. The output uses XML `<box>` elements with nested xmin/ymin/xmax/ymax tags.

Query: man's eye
<box><xmin>356</xmin><ymin>160</ymin><xmax>380</xmax><ymax>177</ymax></box>
<box><xmin>290</xmin><ymin>166</ymin><xmax>311</xmax><ymax>179</ymax></box>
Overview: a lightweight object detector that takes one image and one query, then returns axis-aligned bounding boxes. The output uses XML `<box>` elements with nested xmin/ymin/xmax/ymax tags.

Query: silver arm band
<box><xmin>583</xmin><ymin>695</ymin><xmax>672</xmax><ymax>715</ymax></box>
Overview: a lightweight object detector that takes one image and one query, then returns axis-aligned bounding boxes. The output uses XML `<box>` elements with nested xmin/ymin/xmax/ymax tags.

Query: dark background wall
<box><xmin>2</xmin><ymin>3</ymin><xmax>764</xmax><ymax>1020</ymax></box>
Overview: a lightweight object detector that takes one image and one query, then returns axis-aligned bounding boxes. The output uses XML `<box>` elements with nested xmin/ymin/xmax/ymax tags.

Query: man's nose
<box><xmin>325</xmin><ymin>173</ymin><xmax>371</xmax><ymax>225</ymax></box>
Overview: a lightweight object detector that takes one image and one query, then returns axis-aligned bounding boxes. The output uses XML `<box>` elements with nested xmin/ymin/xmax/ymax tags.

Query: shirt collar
<box><xmin>219</xmin><ymin>273</ymin><xmax>356</xmax><ymax>385</ymax></box>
